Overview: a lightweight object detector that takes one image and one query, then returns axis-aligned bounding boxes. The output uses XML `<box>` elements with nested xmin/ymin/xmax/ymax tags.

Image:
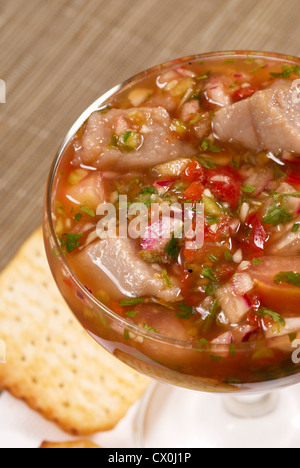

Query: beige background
<box><xmin>1</xmin><ymin>0</ymin><xmax>300</xmax><ymax>270</ymax></box>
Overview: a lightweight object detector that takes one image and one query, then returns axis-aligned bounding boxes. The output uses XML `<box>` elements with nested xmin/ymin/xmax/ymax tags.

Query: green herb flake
<box><xmin>258</xmin><ymin>307</ymin><xmax>286</xmax><ymax>327</ymax></box>
<box><xmin>74</xmin><ymin>213</ymin><xmax>82</xmax><ymax>223</ymax></box>
<box><xmin>224</xmin><ymin>251</ymin><xmax>233</xmax><ymax>262</ymax></box>
<box><xmin>203</xmin><ymin>299</ymin><xmax>219</xmax><ymax>332</ymax></box>
<box><xmin>249</xmin><ymin>63</ymin><xmax>266</xmax><ymax>73</ymax></box>
<box><xmin>176</xmin><ymin>302</ymin><xmax>195</xmax><ymax>319</ymax></box>
<box><xmin>139</xmin><ymin>186</ymin><xmax>157</xmax><ymax>195</ymax></box>
<box><xmin>292</xmin><ymin>223</ymin><xmax>300</xmax><ymax>233</ymax></box>
<box><xmin>126</xmin><ymin>310</ymin><xmax>138</xmax><ymax>317</ymax></box>
<box><xmin>108</xmin><ymin>133</ymin><xmax>119</xmax><ymax>149</ymax></box>
<box><xmin>289</xmin><ymin>333</ymin><xmax>297</xmax><ymax>343</ymax></box>
<box><xmin>195</xmin><ymin>156</ymin><xmax>216</xmax><ymax>169</ymax></box>
<box><xmin>201</xmin><ymin>138</ymin><xmax>221</xmax><ymax>153</ymax></box>
<box><xmin>198</xmin><ymin>72</ymin><xmax>211</xmax><ymax>80</ymax></box>
<box><xmin>229</xmin><ymin>344</ymin><xmax>237</xmax><ymax>357</ymax></box>
<box><xmin>206</xmin><ymin>215</ymin><xmax>220</xmax><ymax>225</ymax></box>
<box><xmin>164</xmin><ymin>234</ymin><xmax>180</xmax><ymax>259</ymax></box>
<box><xmin>262</xmin><ymin>203</ymin><xmax>293</xmax><ymax>226</ymax></box>
<box><xmin>203</xmin><ymin>283</ymin><xmax>215</xmax><ymax>296</ymax></box>
<box><xmin>242</xmin><ymin>184</ymin><xmax>256</xmax><ymax>194</ymax></box>
<box><xmin>123</xmin><ymin>131</ymin><xmax>132</xmax><ymax>142</ymax></box>
<box><xmin>143</xmin><ymin>323</ymin><xmax>159</xmax><ymax>333</ymax></box>
<box><xmin>119</xmin><ymin>298</ymin><xmax>145</xmax><ymax>306</ymax></box>
<box><xmin>61</xmin><ymin>233</ymin><xmax>83</xmax><ymax>253</ymax></box>
<box><xmin>231</xmin><ymin>155</ymin><xmax>241</xmax><ymax>169</ymax></box>
<box><xmin>202</xmin><ymin>265</ymin><xmax>216</xmax><ymax>281</ymax></box>
<box><xmin>161</xmin><ymin>269</ymin><xmax>173</xmax><ymax>288</ymax></box>
<box><xmin>274</xmin><ymin>271</ymin><xmax>300</xmax><ymax>288</ymax></box>
<box><xmin>270</xmin><ymin>64</ymin><xmax>300</xmax><ymax>79</ymax></box>
<box><xmin>79</xmin><ymin>205</ymin><xmax>96</xmax><ymax>217</ymax></box>
<box><xmin>253</xmin><ymin>258</ymin><xmax>262</xmax><ymax>265</ymax></box>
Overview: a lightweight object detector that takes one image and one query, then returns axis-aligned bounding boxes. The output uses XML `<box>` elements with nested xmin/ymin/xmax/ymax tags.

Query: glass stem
<box><xmin>223</xmin><ymin>392</ymin><xmax>279</xmax><ymax>419</ymax></box>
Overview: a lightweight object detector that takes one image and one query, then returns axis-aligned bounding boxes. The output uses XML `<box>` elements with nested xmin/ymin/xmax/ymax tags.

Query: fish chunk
<box><xmin>212</xmin><ymin>81</ymin><xmax>300</xmax><ymax>154</ymax></box>
<box><xmin>73</xmin><ymin>238</ymin><xmax>182</xmax><ymax>303</ymax></box>
<box><xmin>76</xmin><ymin>107</ymin><xmax>195</xmax><ymax>170</ymax></box>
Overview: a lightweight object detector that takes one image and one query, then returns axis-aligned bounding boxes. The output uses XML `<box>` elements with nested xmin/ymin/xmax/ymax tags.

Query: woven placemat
<box><xmin>1</xmin><ymin>0</ymin><xmax>300</xmax><ymax>270</ymax></box>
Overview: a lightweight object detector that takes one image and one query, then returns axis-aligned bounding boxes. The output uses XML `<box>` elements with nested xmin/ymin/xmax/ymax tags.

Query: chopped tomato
<box><xmin>182</xmin><ymin>181</ymin><xmax>204</xmax><ymax>201</ymax></box>
<box><xmin>233</xmin><ymin>86</ymin><xmax>259</xmax><ymax>102</ymax></box>
<box><xmin>179</xmin><ymin>265</ymin><xmax>194</xmax><ymax>294</ymax></box>
<box><xmin>181</xmin><ymin>159</ymin><xmax>206</xmax><ymax>183</ymax></box>
<box><xmin>286</xmin><ymin>172</ymin><xmax>300</xmax><ymax>188</ymax></box>
<box><xmin>207</xmin><ymin>167</ymin><xmax>241</xmax><ymax>209</ymax></box>
<box><xmin>246</xmin><ymin>212</ymin><xmax>267</xmax><ymax>252</ymax></box>
<box><xmin>215</xmin><ymin>263</ymin><xmax>236</xmax><ymax>284</ymax></box>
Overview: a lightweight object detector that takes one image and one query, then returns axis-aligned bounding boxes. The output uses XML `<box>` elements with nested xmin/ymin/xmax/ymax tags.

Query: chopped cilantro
<box><xmin>203</xmin><ymin>282</ymin><xmax>215</xmax><ymax>296</ymax></box>
<box><xmin>119</xmin><ymin>298</ymin><xmax>145</xmax><ymax>306</ymax></box>
<box><xmin>198</xmin><ymin>72</ymin><xmax>211</xmax><ymax>80</ymax></box>
<box><xmin>274</xmin><ymin>271</ymin><xmax>300</xmax><ymax>288</ymax></box>
<box><xmin>126</xmin><ymin>310</ymin><xmax>138</xmax><ymax>317</ymax></box>
<box><xmin>231</xmin><ymin>155</ymin><xmax>241</xmax><ymax>169</ymax></box>
<box><xmin>79</xmin><ymin>205</ymin><xmax>96</xmax><ymax>217</ymax></box>
<box><xmin>161</xmin><ymin>269</ymin><xmax>173</xmax><ymax>288</ymax></box>
<box><xmin>139</xmin><ymin>186</ymin><xmax>157</xmax><ymax>195</ymax></box>
<box><xmin>194</xmin><ymin>156</ymin><xmax>216</xmax><ymax>169</ymax></box>
<box><xmin>292</xmin><ymin>223</ymin><xmax>300</xmax><ymax>233</ymax></box>
<box><xmin>262</xmin><ymin>203</ymin><xmax>293</xmax><ymax>226</ymax></box>
<box><xmin>108</xmin><ymin>133</ymin><xmax>119</xmax><ymax>149</ymax></box>
<box><xmin>123</xmin><ymin>131</ymin><xmax>132</xmax><ymax>142</ymax></box>
<box><xmin>242</xmin><ymin>184</ymin><xmax>256</xmax><ymax>194</ymax></box>
<box><xmin>74</xmin><ymin>212</ymin><xmax>82</xmax><ymax>223</ymax></box>
<box><xmin>270</xmin><ymin>64</ymin><xmax>300</xmax><ymax>79</ymax></box>
<box><xmin>202</xmin><ymin>265</ymin><xmax>216</xmax><ymax>281</ymax></box>
<box><xmin>249</xmin><ymin>63</ymin><xmax>266</xmax><ymax>73</ymax></box>
<box><xmin>176</xmin><ymin>302</ymin><xmax>196</xmax><ymax>319</ymax></box>
<box><xmin>61</xmin><ymin>233</ymin><xmax>83</xmax><ymax>253</ymax></box>
<box><xmin>206</xmin><ymin>215</ymin><xmax>220</xmax><ymax>225</ymax></box>
<box><xmin>224</xmin><ymin>251</ymin><xmax>233</xmax><ymax>262</ymax></box>
<box><xmin>229</xmin><ymin>344</ymin><xmax>236</xmax><ymax>357</ymax></box>
<box><xmin>202</xmin><ymin>299</ymin><xmax>219</xmax><ymax>332</ymax></box>
<box><xmin>258</xmin><ymin>307</ymin><xmax>285</xmax><ymax>327</ymax></box>
<box><xmin>201</xmin><ymin>138</ymin><xmax>221</xmax><ymax>153</ymax></box>
<box><xmin>289</xmin><ymin>333</ymin><xmax>297</xmax><ymax>343</ymax></box>
<box><xmin>253</xmin><ymin>258</ymin><xmax>262</xmax><ymax>265</ymax></box>
<box><xmin>272</xmin><ymin>191</ymin><xmax>300</xmax><ymax>199</ymax></box>
<box><xmin>143</xmin><ymin>323</ymin><xmax>159</xmax><ymax>333</ymax></box>
<box><xmin>164</xmin><ymin>234</ymin><xmax>180</xmax><ymax>259</ymax></box>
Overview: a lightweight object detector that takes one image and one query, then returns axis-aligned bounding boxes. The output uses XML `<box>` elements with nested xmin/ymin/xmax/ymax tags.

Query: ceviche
<box><xmin>45</xmin><ymin>52</ymin><xmax>300</xmax><ymax>391</ymax></box>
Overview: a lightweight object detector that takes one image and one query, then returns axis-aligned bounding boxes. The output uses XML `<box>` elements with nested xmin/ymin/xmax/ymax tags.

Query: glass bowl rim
<box><xmin>45</xmin><ymin>49</ymin><xmax>300</xmax><ymax>351</ymax></box>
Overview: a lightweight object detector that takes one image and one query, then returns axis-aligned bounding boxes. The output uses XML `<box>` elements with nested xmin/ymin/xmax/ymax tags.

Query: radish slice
<box><xmin>153</xmin><ymin>180</ymin><xmax>174</xmax><ymax>195</ymax></box>
<box><xmin>141</xmin><ymin>217</ymin><xmax>183</xmax><ymax>252</ymax></box>
<box><xmin>233</xmin><ymin>324</ymin><xmax>259</xmax><ymax>343</ymax></box>
<box><xmin>244</xmin><ymin>166</ymin><xmax>273</xmax><ymax>196</ymax></box>
<box><xmin>265</xmin><ymin>317</ymin><xmax>300</xmax><ymax>339</ymax></box>
<box><xmin>212</xmin><ymin>332</ymin><xmax>234</xmax><ymax>345</ymax></box>
<box><xmin>216</xmin><ymin>276</ymin><xmax>253</xmax><ymax>325</ymax></box>
<box><xmin>232</xmin><ymin>273</ymin><xmax>254</xmax><ymax>296</ymax></box>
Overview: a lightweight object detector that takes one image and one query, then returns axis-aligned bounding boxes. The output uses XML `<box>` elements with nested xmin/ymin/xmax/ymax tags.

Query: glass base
<box><xmin>134</xmin><ymin>382</ymin><xmax>300</xmax><ymax>448</ymax></box>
